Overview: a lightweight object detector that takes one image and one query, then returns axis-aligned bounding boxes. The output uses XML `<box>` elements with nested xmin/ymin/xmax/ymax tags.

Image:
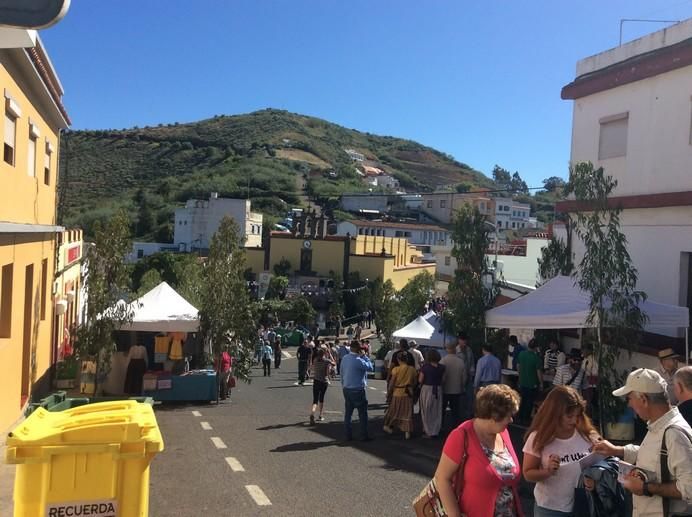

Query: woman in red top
<box><xmin>433</xmin><ymin>384</ymin><xmax>523</xmax><ymax>517</ymax></box>
<box><xmin>217</xmin><ymin>345</ymin><xmax>233</xmax><ymax>400</ymax></box>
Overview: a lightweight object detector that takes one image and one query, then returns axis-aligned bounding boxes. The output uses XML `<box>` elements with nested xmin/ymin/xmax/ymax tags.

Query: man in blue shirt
<box><xmin>340</xmin><ymin>340</ymin><xmax>374</xmax><ymax>441</ymax></box>
<box><xmin>474</xmin><ymin>344</ymin><xmax>501</xmax><ymax>390</ymax></box>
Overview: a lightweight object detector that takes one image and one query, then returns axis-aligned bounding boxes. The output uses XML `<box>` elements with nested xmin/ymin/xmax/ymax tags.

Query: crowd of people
<box><xmin>247</xmin><ymin>323</ymin><xmax>692</xmax><ymax>517</ymax></box>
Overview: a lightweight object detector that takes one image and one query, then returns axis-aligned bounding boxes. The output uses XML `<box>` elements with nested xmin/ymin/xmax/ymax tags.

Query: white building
<box><xmin>434</xmin><ymin>236</ymin><xmax>549</xmax><ymax>286</ymax></box>
<box><xmin>344</xmin><ymin>149</ymin><xmax>365</xmax><ymax>162</ymax></box>
<box><xmin>340</xmin><ymin>194</ymin><xmax>390</xmax><ymax>213</ymax></box>
<box><xmin>559</xmin><ymin>18</ymin><xmax>692</xmax><ymax>340</ymax></box>
<box><xmin>375</xmin><ymin>174</ymin><xmax>400</xmax><ymax>191</ymax></box>
<box><xmin>336</xmin><ymin>220</ymin><xmax>450</xmax><ymax>246</ymax></box>
<box><xmin>174</xmin><ymin>193</ymin><xmax>263</xmax><ymax>250</ymax></box>
<box><xmin>494</xmin><ymin>199</ymin><xmax>531</xmax><ymax>231</ymax></box>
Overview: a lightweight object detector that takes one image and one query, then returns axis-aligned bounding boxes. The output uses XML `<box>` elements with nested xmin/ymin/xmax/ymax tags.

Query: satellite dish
<box><xmin>0</xmin><ymin>0</ymin><xmax>70</xmax><ymax>29</ymax></box>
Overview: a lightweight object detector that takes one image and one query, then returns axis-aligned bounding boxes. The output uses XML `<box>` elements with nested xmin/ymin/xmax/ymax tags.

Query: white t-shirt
<box><xmin>523</xmin><ymin>430</ymin><xmax>593</xmax><ymax>513</ymax></box>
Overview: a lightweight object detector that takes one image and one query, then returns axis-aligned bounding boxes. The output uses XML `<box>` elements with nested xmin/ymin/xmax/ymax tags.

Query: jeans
<box><xmin>274</xmin><ymin>353</ymin><xmax>281</xmax><ymax>369</ymax></box>
<box><xmin>262</xmin><ymin>358</ymin><xmax>271</xmax><ymax>376</ymax></box>
<box><xmin>343</xmin><ymin>388</ymin><xmax>369</xmax><ymax>439</ymax></box>
<box><xmin>298</xmin><ymin>360</ymin><xmax>308</xmax><ymax>383</ymax></box>
<box><xmin>534</xmin><ymin>504</ymin><xmax>573</xmax><ymax>517</ymax></box>
<box><xmin>442</xmin><ymin>393</ymin><xmax>460</xmax><ymax>429</ymax></box>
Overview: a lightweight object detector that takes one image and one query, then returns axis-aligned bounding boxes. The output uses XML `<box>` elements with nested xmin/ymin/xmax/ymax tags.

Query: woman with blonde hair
<box><xmin>522</xmin><ymin>385</ymin><xmax>599</xmax><ymax>517</ymax></box>
<box><xmin>433</xmin><ymin>384</ymin><xmax>523</xmax><ymax>517</ymax></box>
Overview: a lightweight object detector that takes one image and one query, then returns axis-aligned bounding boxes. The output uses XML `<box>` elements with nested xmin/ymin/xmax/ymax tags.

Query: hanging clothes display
<box><xmin>168</xmin><ymin>332</ymin><xmax>185</xmax><ymax>360</ymax></box>
<box><xmin>154</xmin><ymin>334</ymin><xmax>171</xmax><ymax>363</ymax></box>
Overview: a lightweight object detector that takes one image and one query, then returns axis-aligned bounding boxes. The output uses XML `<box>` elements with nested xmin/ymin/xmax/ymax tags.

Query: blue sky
<box><xmin>40</xmin><ymin>1</ymin><xmax>692</xmax><ymax>187</ymax></box>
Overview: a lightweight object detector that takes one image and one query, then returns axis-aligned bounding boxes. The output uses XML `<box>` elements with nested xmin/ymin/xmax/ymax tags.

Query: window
<box><xmin>512</xmin><ymin>222</ymin><xmax>516</xmax><ymax>228</ymax></box>
<box><xmin>395</xmin><ymin>231</ymin><xmax>404</xmax><ymax>237</ymax></box>
<box><xmin>0</xmin><ymin>263</ymin><xmax>13</xmax><ymax>337</ymax></box>
<box><xmin>4</xmin><ymin>112</ymin><xmax>15</xmax><ymax>165</ymax></box>
<box><xmin>44</xmin><ymin>141</ymin><xmax>53</xmax><ymax>185</ymax></box>
<box><xmin>40</xmin><ymin>259</ymin><xmax>47</xmax><ymax>320</ymax></box>
<box><xmin>444</xmin><ymin>256</ymin><xmax>451</xmax><ymax>266</ymax></box>
<box><xmin>440</xmin><ymin>200</ymin><xmax>446</xmax><ymax>208</ymax></box>
<box><xmin>497</xmin><ymin>221</ymin><xmax>502</xmax><ymax>228</ymax></box>
<box><xmin>137</xmin><ymin>249</ymin><xmax>144</xmax><ymax>259</ymax></box>
<box><xmin>426</xmin><ymin>200</ymin><xmax>433</xmax><ymax>208</ymax></box>
<box><xmin>358</xmin><ymin>228</ymin><xmax>363</xmax><ymax>235</ymax></box>
<box><xmin>27</xmin><ymin>135</ymin><xmax>36</xmax><ymax>177</ymax></box>
<box><xmin>598</xmin><ymin>112</ymin><xmax>628</xmax><ymax>159</ymax></box>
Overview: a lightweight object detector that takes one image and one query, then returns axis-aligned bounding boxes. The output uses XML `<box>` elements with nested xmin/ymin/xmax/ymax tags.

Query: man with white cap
<box><xmin>594</xmin><ymin>368</ymin><xmax>692</xmax><ymax>517</ymax></box>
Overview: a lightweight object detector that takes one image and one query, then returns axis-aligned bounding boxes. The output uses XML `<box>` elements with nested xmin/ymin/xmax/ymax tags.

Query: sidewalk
<box><xmin>0</xmin><ymin>412</ymin><xmax>23</xmax><ymax>516</ymax></box>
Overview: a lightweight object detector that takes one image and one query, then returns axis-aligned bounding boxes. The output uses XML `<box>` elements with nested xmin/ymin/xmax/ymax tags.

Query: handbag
<box><xmin>412</xmin><ymin>427</ymin><xmax>468</xmax><ymax>516</ymax></box>
<box><xmin>228</xmin><ymin>376</ymin><xmax>236</xmax><ymax>389</ymax></box>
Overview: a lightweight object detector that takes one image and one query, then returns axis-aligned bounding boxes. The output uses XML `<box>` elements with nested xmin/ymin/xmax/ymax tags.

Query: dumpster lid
<box><xmin>7</xmin><ymin>400</ymin><xmax>162</xmax><ymax>447</ymax></box>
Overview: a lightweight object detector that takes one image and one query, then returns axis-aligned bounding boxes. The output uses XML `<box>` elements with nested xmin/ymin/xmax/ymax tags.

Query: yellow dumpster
<box><xmin>5</xmin><ymin>400</ymin><xmax>164</xmax><ymax>517</ymax></box>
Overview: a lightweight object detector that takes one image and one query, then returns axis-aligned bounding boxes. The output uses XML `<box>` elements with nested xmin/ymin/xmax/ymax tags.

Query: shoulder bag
<box><xmin>412</xmin><ymin>427</ymin><xmax>468</xmax><ymax>517</ymax></box>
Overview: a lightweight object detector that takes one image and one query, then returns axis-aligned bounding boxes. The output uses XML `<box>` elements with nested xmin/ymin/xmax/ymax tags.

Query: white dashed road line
<box><xmin>282</xmin><ymin>351</ymin><xmax>293</xmax><ymax>359</ymax></box>
<box><xmin>225</xmin><ymin>457</ymin><xmax>245</xmax><ymax>472</ymax></box>
<box><xmin>200</xmin><ymin>421</ymin><xmax>212</xmax><ymax>430</ymax></box>
<box><xmin>368</xmin><ymin>386</ymin><xmax>377</xmax><ymax>390</ymax></box>
<box><xmin>191</xmin><ymin>410</ymin><xmax>202</xmax><ymax>417</ymax></box>
<box><xmin>210</xmin><ymin>437</ymin><xmax>227</xmax><ymax>449</ymax></box>
<box><xmin>245</xmin><ymin>485</ymin><xmax>272</xmax><ymax>506</ymax></box>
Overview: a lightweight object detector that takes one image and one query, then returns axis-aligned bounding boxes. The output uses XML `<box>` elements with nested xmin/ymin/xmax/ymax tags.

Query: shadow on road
<box><xmin>270</xmin><ymin>440</ymin><xmax>343</xmax><ymax>452</ymax></box>
<box><xmin>256</xmin><ymin>422</ymin><xmax>309</xmax><ymax>431</ymax></box>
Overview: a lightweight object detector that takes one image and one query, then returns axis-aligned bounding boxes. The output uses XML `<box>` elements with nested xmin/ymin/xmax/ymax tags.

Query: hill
<box><xmin>58</xmin><ymin>109</ymin><xmax>493</xmax><ymax>240</ymax></box>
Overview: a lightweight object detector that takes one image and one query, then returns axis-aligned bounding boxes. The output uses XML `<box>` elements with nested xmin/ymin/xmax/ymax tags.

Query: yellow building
<box><xmin>246</xmin><ymin>233</ymin><xmax>436</xmax><ymax>290</ymax></box>
<box><xmin>0</xmin><ymin>31</ymin><xmax>70</xmax><ymax>432</ymax></box>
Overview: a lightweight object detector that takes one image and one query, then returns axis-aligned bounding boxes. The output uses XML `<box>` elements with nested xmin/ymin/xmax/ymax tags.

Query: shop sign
<box><xmin>66</xmin><ymin>245</ymin><xmax>81</xmax><ymax>265</ymax></box>
<box><xmin>46</xmin><ymin>499</ymin><xmax>117</xmax><ymax>517</ymax></box>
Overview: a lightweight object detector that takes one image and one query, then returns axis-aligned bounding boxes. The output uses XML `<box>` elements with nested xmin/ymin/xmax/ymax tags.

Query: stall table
<box><xmin>143</xmin><ymin>371</ymin><xmax>217</xmax><ymax>402</ymax></box>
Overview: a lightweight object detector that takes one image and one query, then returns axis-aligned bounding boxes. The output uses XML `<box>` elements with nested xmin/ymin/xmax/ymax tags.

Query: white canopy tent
<box><xmin>422</xmin><ymin>310</ymin><xmax>457</xmax><ymax>348</ymax></box>
<box><xmin>393</xmin><ymin>312</ymin><xmax>456</xmax><ymax>348</ymax></box>
<box><xmin>485</xmin><ymin>275</ymin><xmax>690</xmax><ymax>360</ymax></box>
<box><xmin>121</xmin><ymin>281</ymin><xmax>199</xmax><ymax>332</ymax></box>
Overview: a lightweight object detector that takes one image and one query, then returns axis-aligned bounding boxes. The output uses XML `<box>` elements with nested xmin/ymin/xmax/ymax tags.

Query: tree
<box><xmin>447</xmin><ymin>204</ymin><xmax>497</xmax><ymax>335</ymax></box>
<box><xmin>492</xmin><ymin>165</ymin><xmax>511</xmax><ymax>188</ymax></box>
<box><xmin>543</xmin><ymin>176</ymin><xmax>566</xmax><ymax>193</ymax></box>
<box><xmin>537</xmin><ymin>236</ymin><xmax>573</xmax><ymax>285</ymax></box>
<box><xmin>510</xmin><ymin>172</ymin><xmax>529</xmax><ymax>194</ymax></box>
<box><xmin>273</xmin><ymin>258</ymin><xmax>292</xmax><ymax>277</ymax></box>
<box><xmin>137</xmin><ymin>269</ymin><xmax>162</xmax><ymax>296</ymax></box>
<box><xmin>399</xmin><ymin>271</ymin><xmax>436</xmax><ymax>324</ymax></box>
<box><xmin>198</xmin><ymin>217</ymin><xmax>257</xmax><ymax>387</ymax></box>
<box><xmin>265</xmin><ymin>276</ymin><xmax>288</xmax><ymax>300</ymax></box>
<box><xmin>565</xmin><ymin>162</ymin><xmax>648</xmax><ymax>429</ymax></box>
<box><xmin>371</xmin><ymin>279</ymin><xmax>399</xmax><ymax>346</ymax></box>
<box><xmin>73</xmin><ymin>210</ymin><xmax>134</xmax><ymax>393</ymax></box>
<box><xmin>287</xmin><ymin>296</ymin><xmax>316</xmax><ymax>327</ymax></box>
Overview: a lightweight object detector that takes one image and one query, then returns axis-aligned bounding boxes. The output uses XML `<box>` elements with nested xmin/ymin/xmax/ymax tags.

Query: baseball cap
<box><xmin>612</xmin><ymin>368</ymin><xmax>666</xmax><ymax>397</ymax></box>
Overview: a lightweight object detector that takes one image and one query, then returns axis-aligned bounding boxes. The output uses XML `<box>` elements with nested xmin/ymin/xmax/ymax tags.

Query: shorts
<box><xmin>313</xmin><ymin>379</ymin><xmax>328</xmax><ymax>404</ymax></box>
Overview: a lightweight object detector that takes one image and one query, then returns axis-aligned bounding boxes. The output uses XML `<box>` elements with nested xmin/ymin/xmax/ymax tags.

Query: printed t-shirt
<box><xmin>523</xmin><ymin>430</ymin><xmax>593</xmax><ymax>513</ymax></box>
<box><xmin>517</xmin><ymin>350</ymin><xmax>540</xmax><ymax>388</ymax></box>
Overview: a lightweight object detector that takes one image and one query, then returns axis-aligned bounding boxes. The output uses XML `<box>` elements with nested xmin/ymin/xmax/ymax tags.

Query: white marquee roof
<box><xmin>485</xmin><ymin>275</ymin><xmax>689</xmax><ymax>330</ymax></box>
<box><xmin>121</xmin><ymin>281</ymin><xmax>199</xmax><ymax>332</ymax></box>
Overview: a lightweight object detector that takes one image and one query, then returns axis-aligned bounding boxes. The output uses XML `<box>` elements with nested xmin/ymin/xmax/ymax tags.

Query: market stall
<box><xmin>485</xmin><ymin>275</ymin><xmax>690</xmax><ymax>361</ymax></box>
<box><xmin>106</xmin><ymin>282</ymin><xmax>217</xmax><ymax>402</ymax></box>
<box><xmin>393</xmin><ymin>312</ymin><xmax>456</xmax><ymax>348</ymax></box>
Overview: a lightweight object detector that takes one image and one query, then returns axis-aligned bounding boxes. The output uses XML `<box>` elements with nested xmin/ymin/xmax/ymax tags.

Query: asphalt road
<box><xmin>149</xmin><ymin>353</ymin><xmax>535</xmax><ymax>517</ymax></box>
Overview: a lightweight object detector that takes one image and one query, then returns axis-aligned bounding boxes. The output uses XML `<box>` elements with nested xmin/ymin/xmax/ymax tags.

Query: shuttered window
<box><xmin>4</xmin><ymin>113</ymin><xmax>15</xmax><ymax>166</ymax></box>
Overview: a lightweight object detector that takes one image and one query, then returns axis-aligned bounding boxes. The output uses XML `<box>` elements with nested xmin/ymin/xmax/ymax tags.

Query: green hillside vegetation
<box><xmin>58</xmin><ymin>109</ymin><xmax>492</xmax><ymax>240</ymax></box>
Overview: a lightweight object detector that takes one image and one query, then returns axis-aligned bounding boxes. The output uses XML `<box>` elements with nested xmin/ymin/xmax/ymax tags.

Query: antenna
<box><xmin>619</xmin><ymin>18</ymin><xmax>681</xmax><ymax>46</ymax></box>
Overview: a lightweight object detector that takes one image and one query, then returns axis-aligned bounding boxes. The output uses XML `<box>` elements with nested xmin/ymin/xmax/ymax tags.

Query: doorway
<box><xmin>20</xmin><ymin>264</ymin><xmax>33</xmax><ymax>406</ymax></box>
